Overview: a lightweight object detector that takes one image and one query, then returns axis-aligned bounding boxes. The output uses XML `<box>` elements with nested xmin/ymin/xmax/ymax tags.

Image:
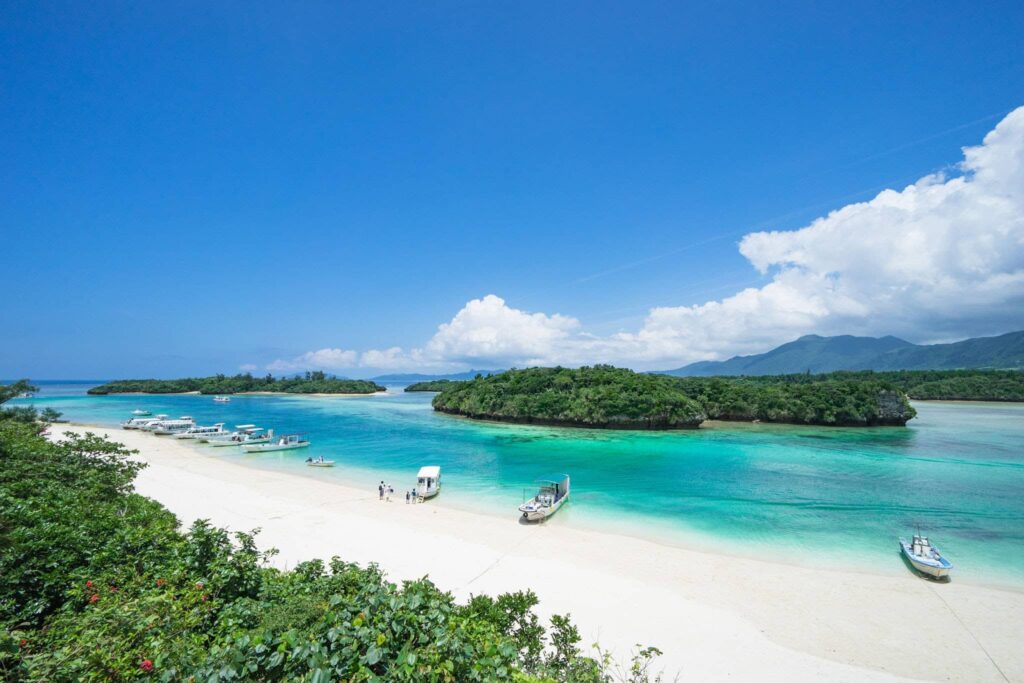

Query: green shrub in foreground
<box><xmin>0</xmin><ymin>382</ymin><xmax>666</xmax><ymax>682</ymax></box>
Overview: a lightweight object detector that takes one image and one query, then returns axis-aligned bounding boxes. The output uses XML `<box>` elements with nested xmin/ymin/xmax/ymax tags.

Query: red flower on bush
<box><xmin>195</xmin><ymin>582</ymin><xmax>204</xmax><ymax>590</ymax></box>
<box><xmin>201</xmin><ymin>594</ymin><xmax>208</xmax><ymax>602</ymax></box>
<box><xmin>140</xmin><ymin>659</ymin><xmax>153</xmax><ymax>672</ymax></box>
<box><xmin>86</xmin><ymin>580</ymin><xmax>93</xmax><ymax>588</ymax></box>
<box><xmin>89</xmin><ymin>594</ymin><xmax>99</xmax><ymax>604</ymax></box>
<box><xmin>156</xmin><ymin>578</ymin><xmax>165</xmax><ymax>587</ymax></box>
<box><xmin>19</xmin><ymin>639</ymin><xmax>27</xmax><ymax>648</ymax></box>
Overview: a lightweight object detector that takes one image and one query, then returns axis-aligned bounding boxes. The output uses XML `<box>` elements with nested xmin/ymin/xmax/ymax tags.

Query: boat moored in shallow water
<box><xmin>131</xmin><ymin>409</ymin><xmax>151</xmax><ymax>416</ymax></box>
<box><xmin>175</xmin><ymin>423</ymin><xmax>228</xmax><ymax>439</ymax></box>
<box><xmin>213</xmin><ymin>396</ymin><xmax>231</xmax><ymax>403</ymax></box>
<box><xmin>416</xmin><ymin>466</ymin><xmax>441</xmax><ymax>499</ymax></box>
<box><xmin>243</xmin><ymin>433</ymin><xmax>310</xmax><ymax>452</ymax></box>
<box><xmin>205</xmin><ymin>425</ymin><xmax>273</xmax><ymax>447</ymax></box>
<box><xmin>151</xmin><ymin>417</ymin><xmax>196</xmax><ymax>435</ymax></box>
<box><xmin>122</xmin><ymin>415</ymin><xmax>164</xmax><ymax>430</ymax></box>
<box><xmin>306</xmin><ymin>456</ymin><xmax>334</xmax><ymax>467</ymax></box>
<box><xmin>900</xmin><ymin>534</ymin><xmax>953</xmax><ymax>579</ymax></box>
<box><xmin>519</xmin><ymin>474</ymin><xmax>570</xmax><ymax>522</ymax></box>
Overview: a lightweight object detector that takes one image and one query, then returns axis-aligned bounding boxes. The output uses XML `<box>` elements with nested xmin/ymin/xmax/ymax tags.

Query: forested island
<box><xmin>404</xmin><ymin>379</ymin><xmax>466</xmax><ymax>392</ymax></box>
<box><xmin>432</xmin><ymin>366</ymin><xmax>917</xmax><ymax>429</ymax></box>
<box><xmin>87</xmin><ymin>372</ymin><xmax>386</xmax><ymax>395</ymax></box>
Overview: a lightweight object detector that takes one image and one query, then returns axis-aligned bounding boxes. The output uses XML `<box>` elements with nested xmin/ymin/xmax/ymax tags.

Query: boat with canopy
<box><xmin>416</xmin><ymin>466</ymin><xmax>442</xmax><ymax>500</ymax></box>
<box><xmin>519</xmin><ymin>474</ymin><xmax>570</xmax><ymax>522</ymax></box>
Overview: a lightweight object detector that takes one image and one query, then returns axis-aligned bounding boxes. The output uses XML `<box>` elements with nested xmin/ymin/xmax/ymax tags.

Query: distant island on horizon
<box><xmin>86</xmin><ymin>372</ymin><xmax>385</xmax><ymax>396</ymax></box>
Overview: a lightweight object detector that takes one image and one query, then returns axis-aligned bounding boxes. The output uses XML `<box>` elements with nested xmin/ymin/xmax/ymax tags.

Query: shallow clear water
<box><xmin>15</xmin><ymin>382</ymin><xmax>1024</xmax><ymax>587</ymax></box>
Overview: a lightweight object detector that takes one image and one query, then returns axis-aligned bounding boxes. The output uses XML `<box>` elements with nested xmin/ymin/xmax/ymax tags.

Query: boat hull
<box><xmin>243</xmin><ymin>442</ymin><xmax>310</xmax><ymax>453</ymax></box>
<box><xmin>900</xmin><ymin>539</ymin><xmax>952</xmax><ymax>578</ymax></box>
<box><xmin>519</xmin><ymin>495</ymin><xmax>568</xmax><ymax>522</ymax></box>
<box><xmin>205</xmin><ymin>439</ymin><xmax>248</xmax><ymax>447</ymax></box>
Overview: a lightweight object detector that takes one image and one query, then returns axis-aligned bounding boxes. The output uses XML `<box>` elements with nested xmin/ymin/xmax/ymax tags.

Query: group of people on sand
<box><xmin>378</xmin><ymin>480</ymin><xmax>421</xmax><ymax>504</ymax></box>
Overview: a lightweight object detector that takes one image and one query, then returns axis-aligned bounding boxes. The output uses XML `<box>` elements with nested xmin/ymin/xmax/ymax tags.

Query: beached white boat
<box><xmin>140</xmin><ymin>415</ymin><xmax>183</xmax><ymax>432</ymax></box>
<box><xmin>242</xmin><ymin>433</ymin><xmax>310</xmax><ymax>452</ymax></box>
<box><xmin>174</xmin><ymin>423</ymin><xmax>228</xmax><ymax>439</ymax></box>
<box><xmin>120</xmin><ymin>413</ymin><xmax>162</xmax><ymax>430</ymax></box>
<box><xmin>900</xmin><ymin>534</ymin><xmax>953</xmax><ymax>579</ymax></box>
<box><xmin>151</xmin><ymin>417</ymin><xmax>196</xmax><ymax>435</ymax></box>
<box><xmin>124</xmin><ymin>414</ymin><xmax>169</xmax><ymax>430</ymax></box>
<box><xmin>131</xmin><ymin>409</ymin><xmax>151</xmax><ymax>416</ymax></box>
<box><xmin>519</xmin><ymin>474</ymin><xmax>570</xmax><ymax>522</ymax></box>
<box><xmin>213</xmin><ymin>396</ymin><xmax>231</xmax><ymax>403</ymax></box>
<box><xmin>305</xmin><ymin>457</ymin><xmax>335</xmax><ymax>467</ymax></box>
<box><xmin>416</xmin><ymin>466</ymin><xmax>442</xmax><ymax>499</ymax></box>
<box><xmin>205</xmin><ymin>425</ymin><xmax>273</xmax><ymax>447</ymax></box>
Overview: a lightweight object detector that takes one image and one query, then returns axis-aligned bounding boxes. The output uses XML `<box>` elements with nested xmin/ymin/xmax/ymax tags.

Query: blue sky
<box><xmin>2</xmin><ymin>2</ymin><xmax>1023</xmax><ymax>378</ymax></box>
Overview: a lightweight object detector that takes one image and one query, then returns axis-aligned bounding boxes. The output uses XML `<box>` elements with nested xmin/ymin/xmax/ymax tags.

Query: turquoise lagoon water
<box><xmin>14</xmin><ymin>383</ymin><xmax>1024</xmax><ymax>588</ymax></box>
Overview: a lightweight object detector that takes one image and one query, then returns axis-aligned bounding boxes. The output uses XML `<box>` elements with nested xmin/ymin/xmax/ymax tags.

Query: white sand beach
<box><xmin>56</xmin><ymin>424</ymin><xmax>1023</xmax><ymax>682</ymax></box>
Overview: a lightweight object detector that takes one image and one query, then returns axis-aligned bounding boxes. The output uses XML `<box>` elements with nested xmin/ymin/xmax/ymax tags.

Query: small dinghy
<box><xmin>900</xmin><ymin>534</ymin><xmax>953</xmax><ymax>579</ymax></box>
<box><xmin>131</xmin><ymin>409</ymin><xmax>151</xmax><ymax>416</ymax></box>
<box><xmin>305</xmin><ymin>457</ymin><xmax>334</xmax><ymax>467</ymax></box>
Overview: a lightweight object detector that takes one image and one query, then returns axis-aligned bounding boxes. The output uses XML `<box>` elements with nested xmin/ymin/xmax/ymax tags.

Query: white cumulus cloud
<box><xmin>266</xmin><ymin>348</ymin><xmax>359</xmax><ymax>373</ymax></box>
<box><xmin>261</xmin><ymin>106</ymin><xmax>1024</xmax><ymax>373</ymax></box>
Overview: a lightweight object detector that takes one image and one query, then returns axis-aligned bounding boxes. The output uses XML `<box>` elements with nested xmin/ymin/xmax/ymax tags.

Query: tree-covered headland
<box><xmin>87</xmin><ymin>372</ymin><xmax>386</xmax><ymax>396</ymax></box>
<box><xmin>404</xmin><ymin>379</ymin><xmax>466</xmax><ymax>392</ymax></box>
<box><xmin>0</xmin><ymin>381</ymin><xmax>664</xmax><ymax>681</ymax></box>
<box><xmin>432</xmin><ymin>366</ymin><xmax>918</xmax><ymax>428</ymax></box>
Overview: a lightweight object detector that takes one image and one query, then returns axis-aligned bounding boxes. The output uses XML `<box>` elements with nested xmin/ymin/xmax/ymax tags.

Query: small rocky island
<box><xmin>431</xmin><ymin>366</ymin><xmax>917</xmax><ymax>430</ymax></box>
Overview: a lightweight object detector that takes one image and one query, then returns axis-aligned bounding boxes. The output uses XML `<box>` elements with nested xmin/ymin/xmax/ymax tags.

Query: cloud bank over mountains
<box><xmin>265</xmin><ymin>106</ymin><xmax>1024</xmax><ymax>374</ymax></box>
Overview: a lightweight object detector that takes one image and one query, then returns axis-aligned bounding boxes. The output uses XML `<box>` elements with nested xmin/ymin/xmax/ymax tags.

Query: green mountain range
<box><xmin>663</xmin><ymin>330</ymin><xmax>1024</xmax><ymax>376</ymax></box>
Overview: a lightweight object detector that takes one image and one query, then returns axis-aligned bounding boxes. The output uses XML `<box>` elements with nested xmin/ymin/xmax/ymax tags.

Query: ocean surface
<box><xmin>13</xmin><ymin>381</ymin><xmax>1024</xmax><ymax>588</ymax></box>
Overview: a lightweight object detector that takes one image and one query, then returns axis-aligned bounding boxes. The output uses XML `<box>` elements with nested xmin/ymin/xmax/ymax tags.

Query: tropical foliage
<box><xmin>87</xmin><ymin>372</ymin><xmax>385</xmax><ymax>396</ymax></box>
<box><xmin>433</xmin><ymin>366</ymin><xmax>918</xmax><ymax>428</ymax></box>
<box><xmin>0</xmin><ymin>381</ymin><xmax>62</xmax><ymax>426</ymax></box>
<box><xmin>710</xmin><ymin>369</ymin><xmax>1024</xmax><ymax>401</ymax></box>
<box><xmin>404</xmin><ymin>380</ymin><xmax>466</xmax><ymax>392</ymax></box>
<box><xmin>670</xmin><ymin>376</ymin><xmax>915</xmax><ymax>425</ymax></box>
<box><xmin>0</xmin><ymin>382</ymin><xmax>664</xmax><ymax>682</ymax></box>
<box><xmin>433</xmin><ymin>366</ymin><xmax>707</xmax><ymax>429</ymax></box>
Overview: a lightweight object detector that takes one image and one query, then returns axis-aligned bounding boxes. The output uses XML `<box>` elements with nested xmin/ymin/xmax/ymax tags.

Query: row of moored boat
<box><xmin>121</xmin><ymin>414</ymin><xmax>310</xmax><ymax>452</ymax></box>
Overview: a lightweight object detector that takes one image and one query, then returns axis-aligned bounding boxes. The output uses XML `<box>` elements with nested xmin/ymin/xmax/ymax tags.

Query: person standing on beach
<box><xmin>378</xmin><ymin>482</ymin><xmax>384</xmax><ymax>501</ymax></box>
<box><xmin>405</xmin><ymin>490</ymin><xmax>410</xmax><ymax>504</ymax></box>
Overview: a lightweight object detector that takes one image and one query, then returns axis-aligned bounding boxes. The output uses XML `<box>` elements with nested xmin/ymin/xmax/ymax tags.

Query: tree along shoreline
<box><xmin>87</xmin><ymin>372</ymin><xmax>386</xmax><ymax>396</ymax></box>
<box><xmin>432</xmin><ymin>366</ymin><xmax>918</xmax><ymax>430</ymax></box>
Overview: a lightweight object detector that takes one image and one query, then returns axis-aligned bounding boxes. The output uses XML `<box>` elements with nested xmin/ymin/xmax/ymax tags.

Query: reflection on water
<box><xmin>14</xmin><ymin>383</ymin><xmax>1024</xmax><ymax>587</ymax></box>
